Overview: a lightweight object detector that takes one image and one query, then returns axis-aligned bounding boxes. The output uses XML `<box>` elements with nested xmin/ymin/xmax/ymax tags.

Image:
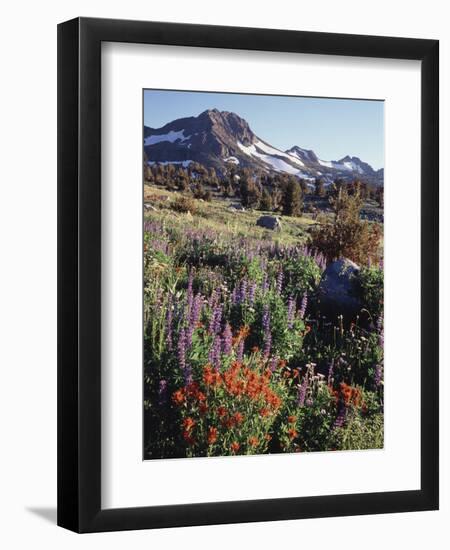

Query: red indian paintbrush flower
<box><xmin>183</xmin><ymin>417</ymin><xmax>195</xmax><ymax>431</ymax></box>
<box><xmin>207</xmin><ymin>427</ymin><xmax>218</xmax><ymax>445</ymax></box>
<box><xmin>217</xmin><ymin>406</ymin><xmax>227</xmax><ymax>418</ymax></box>
<box><xmin>230</xmin><ymin>441</ymin><xmax>240</xmax><ymax>453</ymax></box>
<box><xmin>172</xmin><ymin>389</ymin><xmax>185</xmax><ymax>405</ymax></box>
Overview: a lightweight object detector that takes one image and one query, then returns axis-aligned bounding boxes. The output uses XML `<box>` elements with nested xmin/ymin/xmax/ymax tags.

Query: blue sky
<box><xmin>143</xmin><ymin>90</ymin><xmax>384</xmax><ymax>170</ymax></box>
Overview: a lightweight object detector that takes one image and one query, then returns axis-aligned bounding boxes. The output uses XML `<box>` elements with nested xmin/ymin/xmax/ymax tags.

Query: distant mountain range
<box><xmin>144</xmin><ymin>109</ymin><xmax>384</xmax><ymax>186</ymax></box>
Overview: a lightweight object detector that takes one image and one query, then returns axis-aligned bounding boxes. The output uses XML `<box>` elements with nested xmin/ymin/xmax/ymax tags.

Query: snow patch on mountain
<box><xmin>318</xmin><ymin>158</ymin><xmax>364</xmax><ymax>174</ymax></box>
<box><xmin>237</xmin><ymin>142</ymin><xmax>300</xmax><ymax>174</ymax></box>
<box><xmin>318</xmin><ymin>159</ymin><xmax>350</xmax><ymax>171</ymax></box>
<box><xmin>257</xmin><ymin>155</ymin><xmax>302</xmax><ymax>174</ymax></box>
<box><xmin>237</xmin><ymin>141</ymin><xmax>257</xmax><ymax>156</ymax></box>
<box><xmin>342</xmin><ymin>160</ymin><xmax>364</xmax><ymax>174</ymax></box>
<box><xmin>224</xmin><ymin>156</ymin><xmax>240</xmax><ymax>164</ymax></box>
<box><xmin>144</xmin><ymin>130</ymin><xmax>189</xmax><ymax>146</ymax></box>
<box><xmin>255</xmin><ymin>140</ymin><xmax>305</xmax><ymax>166</ymax></box>
<box><xmin>148</xmin><ymin>160</ymin><xmax>193</xmax><ymax>167</ymax></box>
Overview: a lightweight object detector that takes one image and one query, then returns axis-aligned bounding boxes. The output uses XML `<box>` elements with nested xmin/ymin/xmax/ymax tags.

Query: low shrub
<box><xmin>310</xmin><ymin>185</ymin><xmax>382</xmax><ymax>265</ymax></box>
<box><xmin>171</xmin><ymin>195</ymin><xmax>197</xmax><ymax>214</ymax></box>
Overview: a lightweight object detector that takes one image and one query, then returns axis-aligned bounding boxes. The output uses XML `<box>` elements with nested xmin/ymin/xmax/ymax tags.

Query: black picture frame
<box><xmin>57</xmin><ymin>16</ymin><xmax>439</xmax><ymax>533</ymax></box>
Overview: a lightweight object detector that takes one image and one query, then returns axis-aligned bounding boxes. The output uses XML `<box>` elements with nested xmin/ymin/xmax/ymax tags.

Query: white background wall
<box><xmin>0</xmin><ymin>0</ymin><xmax>448</xmax><ymax>548</ymax></box>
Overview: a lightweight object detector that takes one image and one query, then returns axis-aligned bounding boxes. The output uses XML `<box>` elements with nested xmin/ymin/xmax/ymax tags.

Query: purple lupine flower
<box><xmin>299</xmin><ymin>291</ymin><xmax>308</xmax><ymax>319</ymax></box>
<box><xmin>261</xmin><ymin>304</ymin><xmax>270</xmax><ymax>332</ymax></box>
<box><xmin>232</xmin><ymin>278</ymin><xmax>248</xmax><ymax>305</ymax></box>
<box><xmin>166</xmin><ymin>295</ymin><xmax>173</xmax><ymax>351</ymax></box>
<box><xmin>262</xmin><ymin>304</ymin><xmax>271</xmax><ymax>357</ymax></box>
<box><xmin>287</xmin><ymin>295</ymin><xmax>295</xmax><ymax>329</ymax></box>
<box><xmin>269</xmin><ymin>355</ymin><xmax>278</xmax><ymax>372</ymax></box>
<box><xmin>208</xmin><ymin>334</ymin><xmax>222</xmax><ymax>371</ymax></box>
<box><xmin>334</xmin><ymin>406</ymin><xmax>347</xmax><ymax>428</ymax></box>
<box><xmin>222</xmin><ymin>323</ymin><xmax>233</xmax><ymax>355</ymax></box>
<box><xmin>377</xmin><ymin>315</ymin><xmax>383</xmax><ymax>332</ymax></box>
<box><xmin>375</xmin><ymin>363</ymin><xmax>383</xmax><ymax>387</ymax></box>
<box><xmin>236</xmin><ymin>339</ymin><xmax>244</xmax><ymax>362</ymax></box>
<box><xmin>248</xmin><ymin>281</ymin><xmax>257</xmax><ymax>304</ymax></box>
<box><xmin>276</xmin><ymin>268</ymin><xmax>284</xmax><ymax>294</ymax></box>
<box><xmin>186</xmin><ymin>293</ymin><xmax>203</xmax><ymax>347</ymax></box>
<box><xmin>207</xmin><ymin>287</ymin><xmax>218</xmax><ymax>310</ymax></box>
<box><xmin>183</xmin><ymin>364</ymin><xmax>193</xmax><ymax>386</ymax></box>
<box><xmin>231</xmin><ymin>286</ymin><xmax>239</xmax><ymax>305</ymax></box>
<box><xmin>377</xmin><ymin>316</ymin><xmax>384</xmax><ymax>348</ymax></box>
<box><xmin>177</xmin><ymin>327</ymin><xmax>187</xmax><ymax>371</ymax></box>
<box><xmin>158</xmin><ymin>379</ymin><xmax>168</xmax><ymax>405</ymax></box>
<box><xmin>209</xmin><ymin>303</ymin><xmax>222</xmax><ymax>335</ymax></box>
<box><xmin>239</xmin><ymin>278</ymin><xmax>248</xmax><ymax>303</ymax></box>
<box><xmin>297</xmin><ymin>372</ymin><xmax>309</xmax><ymax>406</ymax></box>
<box><xmin>263</xmin><ymin>332</ymin><xmax>272</xmax><ymax>358</ymax></box>
<box><xmin>316</xmin><ymin>252</ymin><xmax>327</xmax><ymax>271</ymax></box>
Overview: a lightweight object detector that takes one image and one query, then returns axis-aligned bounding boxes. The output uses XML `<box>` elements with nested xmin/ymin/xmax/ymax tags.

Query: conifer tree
<box><xmin>240</xmin><ymin>174</ymin><xmax>261</xmax><ymax>208</ymax></box>
<box><xmin>314</xmin><ymin>177</ymin><xmax>325</xmax><ymax>197</ymax></box>
<box><xmin>260</xmin><ymin>188</ymin><xmax>273</xmax><ymax>211</ymax></box>
<box><xmin>282</xmin><ymin>177</ymin><xmax>303</xmax><ymax>216</ymax></box>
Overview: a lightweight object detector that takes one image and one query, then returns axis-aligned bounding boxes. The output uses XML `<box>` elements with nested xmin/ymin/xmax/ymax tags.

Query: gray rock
<box><xmin>144</xmin><ymin>203</ymin><xmax>157</xmax><ymax>212</ymax></box>
<box><xmin>318</xmin><ymin>258</ymin><xmax>361</xmax><ymax>320</ymax></box>
<box><xmin>256</xmin><ymin>215</ymin><xmax>282</xmax><ymax>231</ymax></box>
<box><xmin>228</xmin><ymin>203</ymin><xmax>245</xmax><ymax>211</ymax></box>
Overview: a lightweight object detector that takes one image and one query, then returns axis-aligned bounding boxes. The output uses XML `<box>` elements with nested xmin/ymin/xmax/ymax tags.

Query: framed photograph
<box><xmin>57</xmin><ymin>17</ymin><xmax>439</xmax><ymax>532</ymax></box>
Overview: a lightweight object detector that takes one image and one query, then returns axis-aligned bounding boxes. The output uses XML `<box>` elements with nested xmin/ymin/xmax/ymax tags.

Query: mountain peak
<box><xmin>200</xmin><ymin>109</ymin><xmax>251</xmax><ymax>131</ymax></box>
<box><xmin>196</xmin><ymin>109</ymin><xmax>255</xmax><ymax>146</ymax></box>
<box><xmin>199</xmin><ymin>108</ymin><xmax>220</xmax><ymax>119</ymax></box>
<box><xmin>143</xmin><ymin>111</ymin><xmax>383</xmax><ymax>185</ymax></box>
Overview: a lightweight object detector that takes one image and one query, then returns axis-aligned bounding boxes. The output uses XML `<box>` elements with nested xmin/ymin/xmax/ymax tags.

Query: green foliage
<box><xmin>357</xmin><ymin>266</ymin><xmax>384</xmax><ymax>320</ymax></box>
<box><xmin>330</xmin><ymin>410</ymin><xmax>384</xmax><ymax>450</ymax></box>
<box><xmin>297</xmin><ymin>317</ymin><xmax>383</xmax><ymax>389</ymax></box>
<box><xmin>280</xmin><ymin>255</ymin><xmax>322</xmax><ymax>298</ymax></box>
<box><xmin>290</xmin><ymin>383</ymin><xmax>337</xmax><ymax>452</ymax></box>
<box><xmin>250</xmin><ymin>293</ymin><xmax>305</xmax><ymax>360</ymax></box>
